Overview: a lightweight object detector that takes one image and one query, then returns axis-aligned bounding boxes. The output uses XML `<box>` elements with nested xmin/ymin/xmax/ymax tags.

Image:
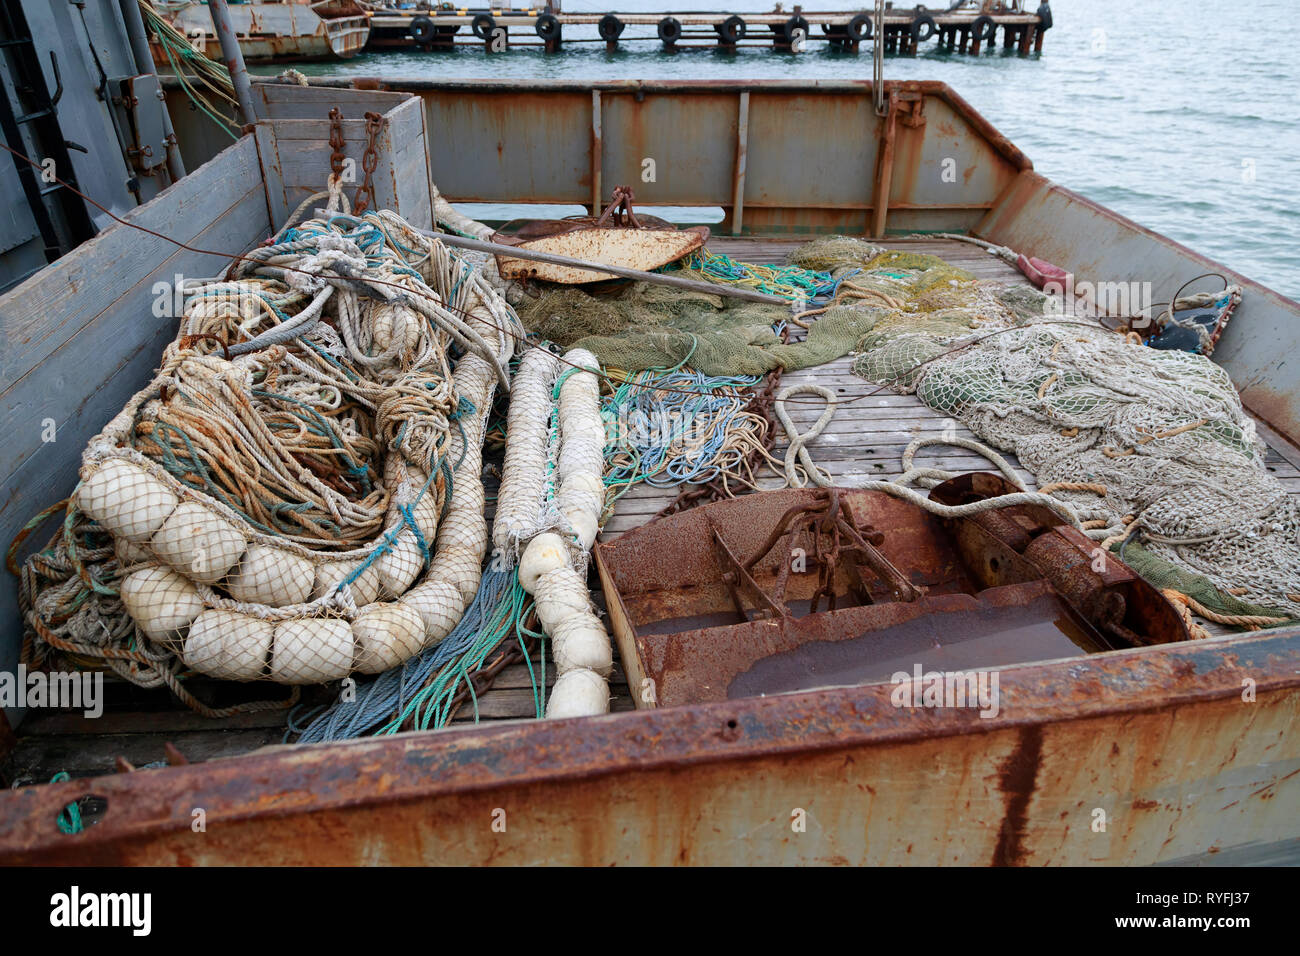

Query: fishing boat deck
<box><xmin>6</xmin><ymin>236</ymin><xmax>1300</xmax><ymax>787</ymax></box>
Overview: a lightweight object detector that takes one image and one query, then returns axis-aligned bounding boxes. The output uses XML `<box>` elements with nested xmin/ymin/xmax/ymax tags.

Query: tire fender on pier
<box><xmin>717</xmin><ymin>15</ymin><xmax>746</xmax><ymax>43</ymax></box>
<box><xmin>409</xmin><ymin>15</ymin><xmax>436</xmax><ymax>44</ymax></box>
<box><xmin>598</xmin><ymin>14</ymin><xmax>624</xmax><ymax>40</ymax></box>
<box><xmin>910</xmin><ymin>12</ymin><xmax>938</xmax><ymax>42</ymax></box>
<box><xmin>472</xmin><ymin>13</ymin><xmax>496</xmax><ymax>39</ymax></box>
<box><xmin>847</xmin><ymin>12</ymin><xmax>872</xmax><ymax>41</ymax></box>
<box><xmin>657</xmin><ymin>16</ymin><xmax>682</xmax><ymax>45</ymax></box>
<box><xmin>535</xmin><ymin>13</ymin><xmax>560</xmax><ymax>40</ymax></box>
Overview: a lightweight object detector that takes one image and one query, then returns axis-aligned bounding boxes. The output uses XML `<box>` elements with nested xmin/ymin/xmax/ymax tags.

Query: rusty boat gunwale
<box><xmin>0</xmin><ymin>625</ymin><xmax>1295</xmax><ymax>865</ymax></box>
<box><xmin>1</xmin><ymin>78</ymin><xmax>1297</xmax><ymax>866</ymax></box>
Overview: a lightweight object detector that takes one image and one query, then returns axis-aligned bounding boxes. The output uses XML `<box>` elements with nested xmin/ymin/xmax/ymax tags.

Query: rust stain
<box><xmin>992</xmin><ymin>725</ymin><xmax>1043</xmax><ymax>866</ymax></box>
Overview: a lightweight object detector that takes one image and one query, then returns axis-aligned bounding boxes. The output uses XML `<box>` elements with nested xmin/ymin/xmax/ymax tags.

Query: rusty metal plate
<box><xmin>0</xmin><ymin>627</ymin><xmax>1296</xmax><ymax>865</ymax></box>
<box><xmin>493</xmin><ymin>224</ymin><xmax>708</xmax><ymax>283</ymax></box>
<box><xmin>595</xmin><ymin>483</ymin><xmax>1188</xmax><ymax>709</ymax></box>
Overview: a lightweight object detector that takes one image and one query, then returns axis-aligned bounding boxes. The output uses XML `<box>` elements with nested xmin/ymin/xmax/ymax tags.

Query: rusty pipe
<box><xmin>119</xmin><ymin>0</ymin><xmax>186</xmax><ymax>181</ymax></box>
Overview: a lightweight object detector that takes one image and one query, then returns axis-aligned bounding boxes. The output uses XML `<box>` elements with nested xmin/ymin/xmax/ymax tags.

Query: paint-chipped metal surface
<box><xmin>369</xmin><ymin>80</ymin><xmax>1032</xmax><ymax>234</ymax></box>
<box><xmin>0</xmin><ymin>628</ymin><xmax>1296</xmax><ymax>865</ymax></box>
<box><xmin>594</xmin><ymin>485</ymin><xmax>1188</xmax><ymax>707</ymax></box>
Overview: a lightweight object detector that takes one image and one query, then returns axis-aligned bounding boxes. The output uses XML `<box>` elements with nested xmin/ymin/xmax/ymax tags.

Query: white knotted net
<box><xmin>879</xmin><ymin>318</ymin><xmax>1300</xmax><ymax>619</ymax></box>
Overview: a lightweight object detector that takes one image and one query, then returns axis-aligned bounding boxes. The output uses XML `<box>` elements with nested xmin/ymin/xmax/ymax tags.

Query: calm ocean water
<box><xmin>266</xmin><ymin>0</ymin><xmax>1300</xmax><ymax>298</ymax></box>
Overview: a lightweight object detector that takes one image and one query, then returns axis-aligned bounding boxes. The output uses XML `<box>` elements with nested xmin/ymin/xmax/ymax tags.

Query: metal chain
<box><xmin>328</xmin><ymin>107</ymin><xmax>346</xmax><ymax>179</ymax></box>
<box><xmin>353</xmin><ymin>111</ymin><xmax>386</xmax><ymax>215</ymax></box>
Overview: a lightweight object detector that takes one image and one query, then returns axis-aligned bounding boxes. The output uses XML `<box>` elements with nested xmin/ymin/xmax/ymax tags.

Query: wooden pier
<box><xmin>367</xmin><ymin>5</ymin><xmax>1052</xmax><ymax>55</ymax></box>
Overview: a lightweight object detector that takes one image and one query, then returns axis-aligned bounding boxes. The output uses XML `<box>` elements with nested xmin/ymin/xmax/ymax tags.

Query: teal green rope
<box><xmin>50</xmin><ymin>772</ymin><xmax>84</xmax><ymax>835</ymax></box>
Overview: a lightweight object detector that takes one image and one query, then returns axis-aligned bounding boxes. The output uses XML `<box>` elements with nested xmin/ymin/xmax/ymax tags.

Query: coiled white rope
<box><xmin>773</xmin><ymin>384</ymin><xmax>1089</xmax><ymax>529</ymax></box>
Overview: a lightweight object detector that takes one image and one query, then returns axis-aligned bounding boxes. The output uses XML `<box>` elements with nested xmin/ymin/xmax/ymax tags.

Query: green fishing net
<box><xmin>514</xmin><ymin>240</ymin><xmax>991</xmax><ymax>376</ymax></box>
<box><xmin>1112</xmin><ymin>542</ymin><xmax>1292</xmax><ymax>622</ymax></box>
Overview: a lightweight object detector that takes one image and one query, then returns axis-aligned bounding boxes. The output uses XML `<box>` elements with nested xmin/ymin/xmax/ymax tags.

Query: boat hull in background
<box><xmin>156</xmin><ymin>1</ymin><xmax>370</xmax><ymax>63</ymax></box>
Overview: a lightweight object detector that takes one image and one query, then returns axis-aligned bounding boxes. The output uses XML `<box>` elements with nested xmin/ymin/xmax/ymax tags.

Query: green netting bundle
<box><xmin>514</xmin><ymin>241</ymin><xmax>1006</xmax><ymax>376</ymax></box>
<box><xmin>1113</xmin><ymin>542</ymin><xmax>1292</xmax><ymax>624</ymax></box>
<box><xmin>787</xmin><ymin>236</ymin><xmax>887</xmax><ymax>274</ymax></box>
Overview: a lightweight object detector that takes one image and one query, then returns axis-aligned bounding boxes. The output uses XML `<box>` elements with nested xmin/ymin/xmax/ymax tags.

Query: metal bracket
<box><xmin>708</xmin><ymin>515</ymin><xmax>791</xmax><ymax>622</ymax></box>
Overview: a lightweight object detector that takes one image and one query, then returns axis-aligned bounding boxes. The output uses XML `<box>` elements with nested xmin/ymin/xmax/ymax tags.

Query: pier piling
<box><xmin>364</xmin><ymin>7</ymin><xmax>1050</xmax><ymax>57</ymax></box>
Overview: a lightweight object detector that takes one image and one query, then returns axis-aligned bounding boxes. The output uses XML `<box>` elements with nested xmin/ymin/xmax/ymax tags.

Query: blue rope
<box><xmin>288</xmin><ymin>568</ymin><xmax>516</xmax><ymax>743</ymax></box>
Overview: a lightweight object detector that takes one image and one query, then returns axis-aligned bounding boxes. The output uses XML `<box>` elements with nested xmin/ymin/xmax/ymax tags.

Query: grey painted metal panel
<box><xmin>743</xmin><ymin>90</ymin><xmax>878</xmax><ymax>213</ymax></box>
<box><xmin>890</xmin><ymin>96</ymin><xmax>1017</xmax><ymax>207</ymax></box>
<box><xmin>599</xmin><ymin>91</ymin><xmax>738</xmax><ymax>206</ymax></box>
<box><xmin>167</xmin><ymin>80</ymin><xmax>1032</xmax><ymax>234</ymax></box>
<box><xmin>22</xmin><ymin>0</ymin><xmax>146</xmax><ymax>216</ymax></box>
<box><xmin>422</xmin><ymin>89</ymin><xmax>592</xmax><ymax>204</ymax></box>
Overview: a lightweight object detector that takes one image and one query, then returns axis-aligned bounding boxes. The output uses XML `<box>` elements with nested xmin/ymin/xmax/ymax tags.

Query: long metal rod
<box><xmin>120</xmin><ymin>0</ymin><xmax>186</xmax><ymax>181</ymax></box>
<box><xmin>207</xmin><ymin>0</ymin><xmax>256</xmax><ymax>126</ymax></box>
<box><xmin>419</xmin><ymin>229</ymin><xmax>789</xmax><ymax>305</ymax></box>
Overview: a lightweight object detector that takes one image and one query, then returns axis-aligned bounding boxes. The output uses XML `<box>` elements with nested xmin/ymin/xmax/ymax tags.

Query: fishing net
<box><xmin>17</xmin><ymin>205</ymin><xmax>519</xmax><ymax>700</ymax></box>
<box><xmin>787</xmin><ymin>236</ymin><xmax>887</xmax><ymax>274</ymax></box>
<box><xmin>854</xmin><ymin>307</ymin><xmax>1299</xmax><ymax>623</ymax></box>
<box><xmin>513</xmin><ymin>241</ymin><xmax>997</xmax><ymax>377</ymax></box>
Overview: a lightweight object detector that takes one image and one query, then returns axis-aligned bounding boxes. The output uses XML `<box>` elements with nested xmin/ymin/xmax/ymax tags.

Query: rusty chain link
<box><xmin>328</xmin><ymin>107</ymin><xmax>346</xmax><ymax>180</ymax></box>
<box><xmin>353</xmin><ymin>111</ymin><xmax>385</xmax><ymax>215</ymax></box>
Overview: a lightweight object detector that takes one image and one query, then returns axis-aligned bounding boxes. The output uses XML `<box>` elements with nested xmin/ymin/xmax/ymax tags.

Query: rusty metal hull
<box><xmin>0</xmin><ymin>629</ymin><xmax>1296</xmax><ymax>865</ymax></box>
<box><xmin>160</xmin><ymin>2</ymin><xmax>370</xmax><ymax>63</ymax></box>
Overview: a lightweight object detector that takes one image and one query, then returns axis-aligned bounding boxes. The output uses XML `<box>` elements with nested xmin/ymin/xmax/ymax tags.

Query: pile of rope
<box><xmin>667</xmin><ymin>248</ymin><xmax>839</xmax><ymax>301</ymax></box>
<box><xmin>17</xmin><ymin>193</ymin><xmax>519</xmax><ymax>707</ymax></box>
<box><xmin>601</xmin><ymin>360</ymin><xmax>779</xmax><ymax>509</ymax></box>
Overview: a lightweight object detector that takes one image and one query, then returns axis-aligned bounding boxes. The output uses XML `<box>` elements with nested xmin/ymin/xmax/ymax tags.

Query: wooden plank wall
<box><xmin>0</xmin><ymin>136</ymin><xmax>275</xmax><ymax>730</ymax></box>
<box><xmin>253</xmin><ymin>88</ymin><xmax>433</xmax><ymax>231</ymax></box>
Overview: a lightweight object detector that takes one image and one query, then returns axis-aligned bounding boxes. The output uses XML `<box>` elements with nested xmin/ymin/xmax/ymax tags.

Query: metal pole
<box><xmin>872</xmin><ymin>0</ymin><xmax>886</xmax><ymax>116</ymax></box>
<box><xmin>417</xmin><ymin>229</ymin><xmax>789</xmax><ymax>306</ymax></box>
<box><xmin>119</xmin><ymin>0</ymin><xmax>186</xmax><ymax>181</ymax></box>
<box><xmin>207</xmin><ymin>0</ymin><xmax>256</xmax><ymax>127</ymax></box>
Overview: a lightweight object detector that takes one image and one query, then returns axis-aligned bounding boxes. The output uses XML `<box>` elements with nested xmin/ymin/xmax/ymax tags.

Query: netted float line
<box><xmin>292</xmin><ymin>337</ymin><xmax>561</xmax><ymax>742</ymax></box>
<box><xmin>288</xmin><ymin>567</ymin><xmax>542</xmax><ymax>742</ymax></box>
<box><xmin>517</xmin><ymin>347</ymin><xmax>616</xmax><ymax>719</ymax></box>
